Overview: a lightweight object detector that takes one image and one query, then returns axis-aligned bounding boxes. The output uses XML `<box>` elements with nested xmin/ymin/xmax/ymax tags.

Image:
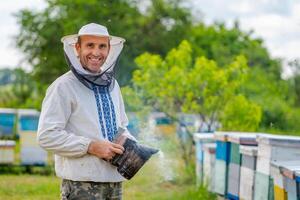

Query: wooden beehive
<box><xmin>18</xmin><ymin>109</ymin><xmax>47</xmax><ymax>165</ymax></box>
<box><xmin>239</xmin><ymin>145</ymin><xmax>257</xmax><ymax>200</ymax></box>
<box><xmin>0</xmin><ymin>108</ymin><xmax>17</xmax><ymax>137</ymax></box>
<box><xmin>202</xmin><ymin>143</ymin><xmax>216</xmax><ymax>192</ymax></box>
<box><xmin>279</xmin><ymin>161</ymin><xmax>300</xmax><ymax>200</ymax></box>
<box><xmin>213</xmin><ymin>132</ymin><xmax>230</xmax><ymax>196</ymax></box>
<box><xmin>193</xmin><ymin>133</ymin><xmax>214</xmax><ymax>185</ymax></box>
<box><xmin>0</xmin><ymin>140</ymin><xmax>15</xmax><ymax>164</ymax></box>
<box><xmin>227</xmin><ymin>133</ymin><xmax>257</xmax><ymax>200</ymax></box>
<box><xmin>254</xmin><ymin>134</ymin><xmax>300</xmax><ymax>200</ymax></box>
<box><xmin>295</xmin><ymin>171</ymin><xmax>300</xmax><ymax>200</ymax></box>
<box><xmin>270</xmin><ymin>161</ymin><xmax>288</xmax><ymax>200</ymax></box>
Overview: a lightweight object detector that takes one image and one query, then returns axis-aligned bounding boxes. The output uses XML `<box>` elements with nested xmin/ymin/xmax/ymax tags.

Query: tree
<box><xmin>220</xmin><ymin>95</ymin><xmax>261</xmax><ymax>131</ymax></box>
<box><xmin>187</xmin><ymin>22</ymin><xmax>281</xmax><ymax>79</ymax></box>
<box><xmin>288</xmin><ymin>59</ymin><xmax>300</xmax><ymax>106</ymax></box>
<box><xmin>0</xmin><ymin>68</ymin><xmax>34</xmax><ymax>108</ymax></box>
<box><xmin>131</xmin><ymin>40</ymin><xmax>261</xmax><ymax>167</ymax></box>
<box><xmin>14</xmin><ymin>0</ymin><xmax>192</xmax><ymax>86</ymax></box>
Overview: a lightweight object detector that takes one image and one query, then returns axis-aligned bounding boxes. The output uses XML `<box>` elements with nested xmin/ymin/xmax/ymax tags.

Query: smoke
<box><xmin>136</xmin><ymin>120</ymin><xmax>178</xmax><ymax>182</ymax></box>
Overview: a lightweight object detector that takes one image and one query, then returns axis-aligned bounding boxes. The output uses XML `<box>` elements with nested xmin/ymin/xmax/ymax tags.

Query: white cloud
<box><xmin>228</xmin><ymin>1</ymin><xmax>255</xmax><ymax>14</ymax></box>
<box><xmin>189</xmin><ymin>0</ymin><xmax>300</xmax><ymax>79</ymax></box>
<box><xmin>238</xmin><ymin>1</ymin><xmax>300</xmax><ymax>60</ymax></box>
<box><xmin>0</xmin><ymin>0</ymin><xmax>46</xmax><ymax>69</ymax></box>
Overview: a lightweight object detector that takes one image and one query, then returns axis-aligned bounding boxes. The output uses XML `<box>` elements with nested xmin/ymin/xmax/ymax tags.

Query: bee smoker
<box><xmin>108</xmin><ymin>127</ymin><xmax>159</xmax><ymax>180</ymax></box>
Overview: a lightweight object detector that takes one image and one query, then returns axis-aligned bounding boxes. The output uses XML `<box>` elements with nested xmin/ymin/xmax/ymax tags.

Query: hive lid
<box><xmin>193</xmin><ymin>133</ymin><xmax>214</xmax><ymax>142</ymax></box>
<box><xmin>214</xmin><ymin>131</ymin><xmax>230</xmax><ymax>141</ymax></box>
<box><xmin>257</xmin><ymin>134</ymin><xmax>300</xmax><ymax>147</ymax></box>
<box><xmin>0</xmin><ymin>140</ymin><xmax>16</xmax><ymax>146</ymax></box>
<box><xmin>271</xmin><ymin>160</ymin><xmax>300</xmax><ymax>180</ymax></box>
<box><xmin>0</xmin><ymin>108</ymin><xmax>17</xmax><ymax>114</ymax></box>
<box><xmin>227</xmin><ymin>133</ymin><xmax>257</xmax><ymax>145</ymax></box>
<box><xmin>18</xmin><ymin>109</ymin><xmax>40</xmax><ymax>117</ymax></box>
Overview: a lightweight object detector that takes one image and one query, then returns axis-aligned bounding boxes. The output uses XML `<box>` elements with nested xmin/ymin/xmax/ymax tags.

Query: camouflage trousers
<box><xmin>61</xmin><ymin>179</ymin><xmax>122</xmax><ymax>200</ymax></box>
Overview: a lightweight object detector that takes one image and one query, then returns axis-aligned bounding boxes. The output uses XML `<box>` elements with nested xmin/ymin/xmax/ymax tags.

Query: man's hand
<box><xmin>87</xmin><ymin>140</ymin><xmax>124</xmax><ymax>160</ymax></box>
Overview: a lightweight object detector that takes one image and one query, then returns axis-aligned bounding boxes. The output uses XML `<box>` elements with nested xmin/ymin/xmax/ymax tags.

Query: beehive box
<box><xmin>227</xmin><ymin>133</ymin><xmax>257</xmax><ymax>200</ymax></box>
<box><xmin>254</xmin><ymin>134</ymin><xmax>300</xmax><ymax>200</ymax></box>
<box><xmin>0</xmin><ymin>140</ymin><xmax>15</xmax><ymax>164</ymax></box>
<box><xmin>280</xmin><ymin>161</ymin><xmax>300</xmax><ymax>200</ymax></box>
<box><xmin>213</xmin><ymin>132</ymin><xmax>231</xmax><ymax>196</ymax></box>
<box><xmin>0</xmin><ymin>108</ymin><xmax>17</xmax><ymax>137</ymax></box>
<box><xmin>202</xmin><ymin>143</ymin><xmax>216</xmax><ymax>191</ymax></box>
<box><xmin>193</xmin><ymin>133</ymin><xmax>214</xmax><ymax>185</ymax></box>
<box><xmin>295</xmin><ymin>171</ymin><xmax>300</xmax><ymax>200</ymax></box>
<box><xmin>239</xmin><ymin>145</ymin><xmax>257</xmax><ymax>200</ymax></box>
<box><xmin>270</xmin><ymin>161</ymin><xmax>287</xmax><ymax>200</ymax></box>
<box><xmin>18</xmin><ymin>109</ymin><xmax>47</xmax><ymax>165</ymax></box>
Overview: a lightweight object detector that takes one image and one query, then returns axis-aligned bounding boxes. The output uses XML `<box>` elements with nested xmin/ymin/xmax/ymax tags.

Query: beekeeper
<box><xmin>37</xmin><ymin>23</ymin><xmax>133</xmax><ymax>200</ymax></box>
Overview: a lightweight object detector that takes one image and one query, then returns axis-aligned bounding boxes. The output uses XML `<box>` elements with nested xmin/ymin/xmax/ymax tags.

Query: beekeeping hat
<box><xmin>61</xmin><ymin>23</ymin><xmax>125</xmax><ymax>89</ymax></box>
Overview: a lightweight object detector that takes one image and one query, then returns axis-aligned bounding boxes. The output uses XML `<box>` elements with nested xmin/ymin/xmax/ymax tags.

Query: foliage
<box><xmin>188</xmin><ymin>22</ymin><xmax>281</xmax><ymax>79</ymax></box>
<box><xmin>0</xmin><ymin>68</ymin><xmax>35</xmax><ymax>108</ymax></box>
<box><xmin>220</xmin><ymin>95</ymin><xmax>262</xmax><ymax>131</ymax></box>
<box><xmin>133</xmin><ymin>40</ymin><xmax>257</xmax><ymax>130</ymax></box>
<box><xmin>185</xmin><ymin>23</ymin><xmax>299</xmax><ymax>133</ymax></box>
<box><xmin>132</xmin><ymin>40</ymin><xmax>260</xmax><ymax>166</ymax></box>
<box><xmin>0</xmin><ymin>69</ymin><xmax>15</xmax><ymax>85</ymax></box>
<box><xmin>121</xmin><ymin>86</ymin><xmax>150</xmax><ymax>113</ymax></box>
<box><xmin>288</xmin><ymin>59</ymin><xmax>300</xmax><ymax>106</ymax></box>
<box><xmin>9</xmin><ymin>0</ymin><xmax>300</xmax><ymax>134</ymax></box>
<box><xmin>240</xmin><ymin>66</ymin><xmax>300</xmax><ymax>132</ymax></box>
<box><xmin>14</xmin><ymin>0</ymin><xmax>192</xmax><ymax>86</ymax></box>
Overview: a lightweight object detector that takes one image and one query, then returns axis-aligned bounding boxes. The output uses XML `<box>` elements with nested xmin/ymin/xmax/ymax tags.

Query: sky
<box><xmin>1</xmin><ymin>0</ymin><xmax>299</xmax><ymax>76</ymax></box>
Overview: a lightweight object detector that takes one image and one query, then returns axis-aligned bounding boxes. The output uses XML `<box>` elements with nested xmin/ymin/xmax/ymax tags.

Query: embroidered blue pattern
<box><xmin>106</xmin><ymin>86</ymin><xmax>118</xmax><ymax>135</ymax></box>
<box><xmin>92</xmin><ymin>85</ymin><xmax>117</xmax><ymax>141</ymax></box>
<box><xmin>92</xmin><ymin>85</ymin><xmax>106</xmax><ymax>139</ymax></box>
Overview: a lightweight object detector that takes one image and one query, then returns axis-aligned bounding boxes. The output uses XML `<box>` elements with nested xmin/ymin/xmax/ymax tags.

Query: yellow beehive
<box><xmin>0</xmin><ymin>140</ymin><xmax>15</xmax><ymax>164</ymax></box>
<box><xmin>19</xmin><ymin>131</ymin><xmax>39</xmax><ymax>148</ymax></box>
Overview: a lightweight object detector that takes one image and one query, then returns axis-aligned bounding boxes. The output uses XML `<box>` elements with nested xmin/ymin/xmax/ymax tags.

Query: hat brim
<box><xmin>61</xmin><ymin>34</ymin><xmax>125</xmax><ymax>46</ymax></box>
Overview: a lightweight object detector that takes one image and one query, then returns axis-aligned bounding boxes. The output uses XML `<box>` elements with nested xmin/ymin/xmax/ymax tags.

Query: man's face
<box><xmin>75</xmin><ymin>35</ymin><xmax>110</xmax><ymax>73</ymax></box>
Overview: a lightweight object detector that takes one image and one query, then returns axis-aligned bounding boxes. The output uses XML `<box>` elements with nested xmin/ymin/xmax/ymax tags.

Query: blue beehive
<box><xmin>216</xmin><ymin>140</ymin><xmax>231</xmax><ymax>162</ymax></box>
<box><xmin>19</xmin><ymin>115</ymin><xmax>39</xmax><ymax>131</ymax></box>
<box><xmin>127</xmin><ymin>112</ymin><xmax>140</xmax><ymax>138</ymax></box>
<box><xmin>214</xmin><ymin>132</ymin><xmax>231</xmax><ymax>196</ymax></box>
<box><xmin>0</xmin><ymin>108</ymin><xmax>17</xmax><ymax>137</ymax></box>
<box><xmin>193</xmin><ymin>133</ymin><xmax>215</xmax><ymax>185</ymax></box>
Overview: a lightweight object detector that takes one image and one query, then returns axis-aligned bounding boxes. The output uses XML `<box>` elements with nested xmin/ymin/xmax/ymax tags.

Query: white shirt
<box><xmin>37</xmin><ymin>71</ymin><xmax>129</xmax><ymax>182</ymax></box>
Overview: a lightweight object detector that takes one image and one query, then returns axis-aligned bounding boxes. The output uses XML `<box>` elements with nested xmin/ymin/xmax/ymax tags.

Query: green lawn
<box><xmin>0</xmin><ymin>136</ymin><xmax>215</xmax><ymax>199</ymax></box>
<box><xmin>0</xmin><ymin>159</ymin><xmax>215</xmax><ymax>199</ymax></box>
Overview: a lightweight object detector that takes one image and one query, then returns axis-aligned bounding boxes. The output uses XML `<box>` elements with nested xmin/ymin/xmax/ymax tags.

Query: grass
<box><xmin>0</xmin><ymin>160</ymin><xmax>215</xmax><ymax>200</ymax></box>
<box><xmin>0</xmin><ymin>174</ymin><xmax>60</xmax><ymax>200</ymax></box>
<box><xmin>0</xmin><ymin>135</ymin><xmax>216</xmax><ymax>200</ymax></box>
<box><xmin>123</xmin><ymin>157</ymin><xmax>215</xmax><ymax>200</ymax></box>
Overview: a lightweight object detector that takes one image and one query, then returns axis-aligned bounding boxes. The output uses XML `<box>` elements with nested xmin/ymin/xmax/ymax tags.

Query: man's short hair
<box><xmin>77</xmin><ymin>36</ymin><xmax>81</xmax><ymax>45</ymax></box>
